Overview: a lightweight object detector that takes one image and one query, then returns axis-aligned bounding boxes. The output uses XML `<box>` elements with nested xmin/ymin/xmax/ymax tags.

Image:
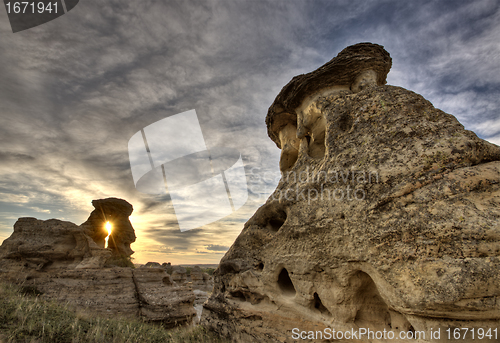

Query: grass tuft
<box><xmin>0</xmin><ymin>282</ymin><xmax>227</xmax><ymax>343</ymax></box>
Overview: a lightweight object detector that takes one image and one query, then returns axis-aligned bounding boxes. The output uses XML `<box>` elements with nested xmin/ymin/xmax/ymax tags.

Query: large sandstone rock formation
<box><xmin>0</xmin><ymin>198</ymin><xmax>196</xmax><ymax>327</ymax></box>
<box><xmin>14</xmin><ymin>267</ymin><xmax>196</xmax><ymax>327</ymax></box>
<box><xmin>202</xmin><ymin>43</ymin><xmax>500</xmax><ymax>342</ymax></box>
<box><xmin>81</xmin><ymin>197</ymin><xmax>136</xmax><ymax>256</ymax></box>
<box><xmin>140</xmin><ymin>262</ymin><xmax>214</xmax><ymax>323</ymax></box>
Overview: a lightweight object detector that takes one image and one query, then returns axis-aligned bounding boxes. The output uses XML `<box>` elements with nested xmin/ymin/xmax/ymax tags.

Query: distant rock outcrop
<box><xmin>189</xmin><ymin>266</ymin><xmax>214</xmax><ymax>292</ymax></box>
<box><xmin>0</xmin><ymin>217</ymin><xmax>111</xmax><ymax>270</ymax></box>
<box><xmin>267</xmin><ymin>42</ymin><xmax>392</xmax><ymax>172</ymax></box>
<box><xmin>202</xmin><ymin>43</ymin><xmax>500</xmax><ymax>342</ymax></box>
<box><xmin>140</xmin><ymin>263</ymin><xmax>214</xmax><ymax>292</ymax></box>
<box><xmin>0</xmin><ymin>198</ymin><xmax>196</xmax><ymax>327</ymax></box>
<box><xmin>81</xmin><ymin>197</ymin><xmax>136</xmax><ymax>256</ymax></box>
<box><xmin>144</xmin><ymin>261</ymin><xmax>162</xmax><ymax>268</ymax></box>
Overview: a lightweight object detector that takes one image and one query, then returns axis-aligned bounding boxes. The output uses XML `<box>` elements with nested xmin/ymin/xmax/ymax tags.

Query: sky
<box><xmin>0</xmin><ymin>0</ymin><xmax>499</xmax><ymax>265</ymax></box>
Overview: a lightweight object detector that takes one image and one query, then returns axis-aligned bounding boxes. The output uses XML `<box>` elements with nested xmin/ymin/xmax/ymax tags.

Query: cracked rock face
<box><xmin>202</xmin><ymin>43</ymin><xmax>500</xmax><ymax>342</ymax></box>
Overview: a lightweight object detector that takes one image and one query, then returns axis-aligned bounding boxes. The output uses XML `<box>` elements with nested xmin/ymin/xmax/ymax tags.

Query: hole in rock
<box><xmin>265</xmin><ymin>210</ymin><xmax>287</xmax><ymax>232</ymax></box>
<box><xmin>219</xmin><ymin>261</ymin><xmax>240</xmax><ymax>276</ymax></box>
<box><xmin>337</xmin><ymin>112</ymin><xmax>353</xmax><ymax>132</ymax></box>
<box><xmin>250</xmin><ymin>202</ymin><xmax>288</xmax><ymax>233</ymax></box>
<box><xmin>257</xmin><ymin>262</ymin><xmax>264</xmax><ymax>270</ymax></box>
<box><xmin>278</xmin><ymin>123</ymin><xmax>300</xmax><ymax>172</ymax></box>
<box><xmin>300</xmin><ymin>107</ymin><xmax>326</xmax><ymax>160</ymax></box>
<box><xmin>313</xmin><ymin>292</ymin><xmax>331</xmax><ymax>315</ymax></box>
<box><xmin>104</xmin><ymin>221</ymin><xmax>113</xmax><ymax>248</ymax></box>
<box><xmin>268</xmin><ymin>218</ymin><xmax>285</xmax><ymax>232</ymax></box>
<box><xmin>351</xmin><ymin>271</ymin><xmax>391</xmax><ymax>331</ymax></box>
<box><xmin>277</xmin><ymin>268</ymin><xmax>296</xmax><ymax>296</ymax></box>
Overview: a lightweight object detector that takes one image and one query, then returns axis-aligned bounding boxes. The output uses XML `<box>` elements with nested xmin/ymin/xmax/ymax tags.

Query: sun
<box><xmin>104</xmin><ymin>221</ymin><xmax>112</xmax><ymax>248</ymax></box>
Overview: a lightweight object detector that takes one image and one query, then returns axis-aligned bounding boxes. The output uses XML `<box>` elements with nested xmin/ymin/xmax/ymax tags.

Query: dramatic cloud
<box><xmin>0</xmin><ymin>0</ymin><xmax>498</xmax><ymax>264</ymax></box>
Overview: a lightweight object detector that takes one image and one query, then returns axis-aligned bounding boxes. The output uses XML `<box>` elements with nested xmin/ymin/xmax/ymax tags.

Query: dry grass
<box><xmin>0</xmin><ymin>282</ymin><xmax>227</xmax><ymax>343</ymax></box>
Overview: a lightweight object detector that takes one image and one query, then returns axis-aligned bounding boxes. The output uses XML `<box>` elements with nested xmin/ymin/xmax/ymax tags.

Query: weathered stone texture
<box><xmin>81</xmin><ymin>197</ymin><xmax>136</xmax><ymax>256</ymax></box>
<box><xmin>190</xmin><ymin>265</ymin><xmax>214</xmax><ymax>292</ymax></box>
<box><xmin>0</xmin><ymin>217</ymin><xmax>111</xmax><ymax>270</ymax></box>
<box><xmin>133</xmin><ymin>268</ymin><xmax>196</xmax><ymax>327</ymax></box>
<box><xmin>266</xmin><ymin>42</ymin><xmax>392</xmax><ymax>149</ymax></box>
<box><xmin>202</xmin><ymin>43</ymin><xmax>500</xmax><ymax>342</ymax></box>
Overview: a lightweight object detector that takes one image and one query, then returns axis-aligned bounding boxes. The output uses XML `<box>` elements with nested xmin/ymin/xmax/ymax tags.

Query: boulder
<box><xmin>202</xmin><ymin>43</ymin><xmax>500</xmax><ymax>342</ymax></box>
<box><xmin>2</xmin><ymin>268</ymin><xmax>196</xmax><ymax>327</ymax></box>
<box><xmin>163</xmin><ymin>262</ymin><xmax>173</xmax><ymax>274</ymax></box>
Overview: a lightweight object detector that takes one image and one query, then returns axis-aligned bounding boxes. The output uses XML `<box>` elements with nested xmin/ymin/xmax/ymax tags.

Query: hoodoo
<box><xmin>80</xmin><ymin>197</ymin><xmax>136</xmax><ymax>256</ymax></box>
<box><xmin>202</xmin><ymin>43</ymin><xmax>500</xmax><ymax>342</ymax></box>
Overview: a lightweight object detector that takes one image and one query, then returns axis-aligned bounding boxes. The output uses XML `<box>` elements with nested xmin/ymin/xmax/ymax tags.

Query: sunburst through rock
<box><xmin>104</xmin><ymin>221</ymin><xmax>112</xmax><ymax>248</ymax></box>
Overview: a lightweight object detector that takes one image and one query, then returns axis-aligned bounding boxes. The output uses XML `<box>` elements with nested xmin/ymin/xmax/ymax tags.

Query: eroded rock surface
<box><xmin>138</xmin><ymin>263</ymin><xmax>214</xmax><ymax>323</ymax></box>
<box><xmin>139</xmin><ymin>263</ymin><xmax>214</xmax><ymax>292</ymax></box>
<box><xmin>133</xmin><ymin>268</ymin><xmax>196</xmax><ymax>327</ymax></box>
<box><xmin>81</xmin><ymin>197</ymin><xmax>136</xmax><ymax>256</ymax></box>
<box><xmin>202</xmin><ymin>43</ymin><xmax>500</xmax><ymax>342</ymax></box>
<box><xmin>172</xmin><ymin>265</ymin><xmax>188</xmax><ymax>284</ymax></box>
<box><xmin>190</xmin><ymin>265</ymin><xmax>214</xmax><ymax>292</ymax></box>
<box><xmin>0</xmin><ymin>198</ymin><xmax>196</xmax><ymax>327</ymax></box>
<box><xmin>266</xmin><ymin>42</ymin><xmax>392</xmax><ymax>172</ymax></box>
<box><xmin>0</xmin><ymin>217</ymin><xmax>111</xmax><ymax>270</ymax></box>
